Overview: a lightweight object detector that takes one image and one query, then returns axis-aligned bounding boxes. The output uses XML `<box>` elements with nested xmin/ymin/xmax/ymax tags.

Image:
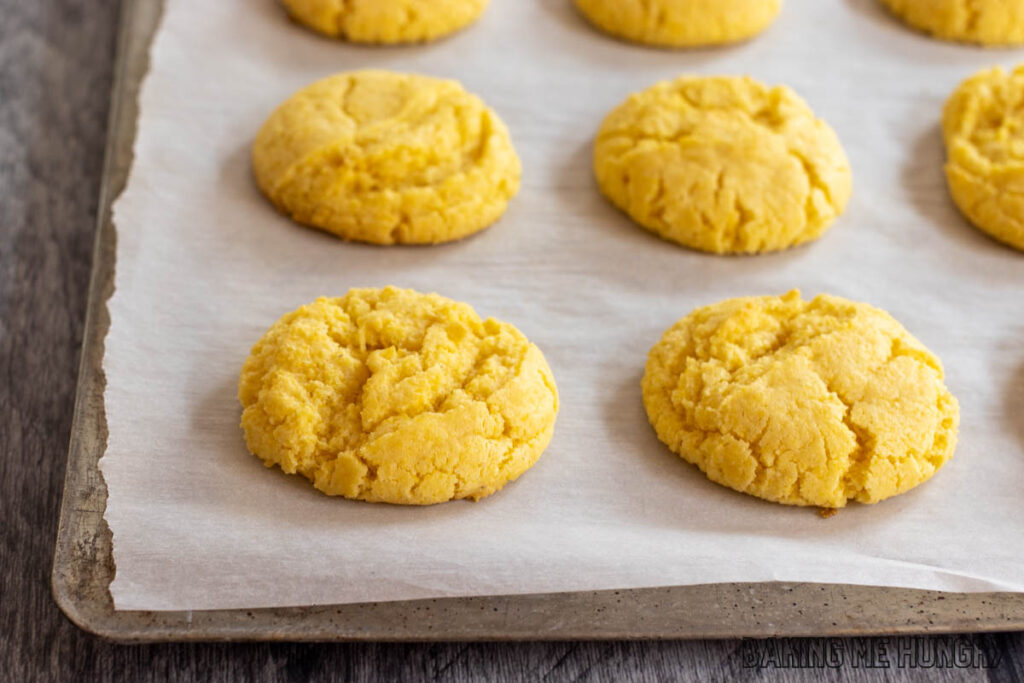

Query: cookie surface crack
<box><xmin>239</xmin><ymin>287</ymin><xmax>558</xmax><ymax>505</ymax></box>
<box><xmin>642</xmin><ymin>291</ymin><xmax>959</xmax><ymax>508</ymax></box>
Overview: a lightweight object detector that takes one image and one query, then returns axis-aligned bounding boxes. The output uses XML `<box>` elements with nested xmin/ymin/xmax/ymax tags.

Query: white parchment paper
<box><xmin>103</xmin><ymin>0</ymin><xmax>1024</xmax><ymax>610</ymax></box>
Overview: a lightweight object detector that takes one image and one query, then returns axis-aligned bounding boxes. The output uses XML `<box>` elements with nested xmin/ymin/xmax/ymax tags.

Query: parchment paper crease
<box><xmin>103</xmin><ymin>0</ymin><xmax>1024</xmax><ymax>610</ymax></box>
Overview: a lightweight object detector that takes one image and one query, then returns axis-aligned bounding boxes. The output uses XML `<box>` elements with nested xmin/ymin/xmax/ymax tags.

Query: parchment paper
<box><xmin>103</xmin><ymin>0</ymin><xmax>1024</xmax><ymax>611</ymax></box>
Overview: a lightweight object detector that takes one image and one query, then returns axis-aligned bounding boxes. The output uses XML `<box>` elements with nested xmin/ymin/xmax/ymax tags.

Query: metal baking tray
<box><xmin>51</xmin><ymin>0</ymin><xmax>1024</xmax><ymax>641</ymax></box>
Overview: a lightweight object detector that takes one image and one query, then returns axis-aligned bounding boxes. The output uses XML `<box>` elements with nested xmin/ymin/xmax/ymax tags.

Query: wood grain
<box><xmin>2</xmin><ymin>0</ymin><xmax>1022</xmax><ymax>679</ymax></box>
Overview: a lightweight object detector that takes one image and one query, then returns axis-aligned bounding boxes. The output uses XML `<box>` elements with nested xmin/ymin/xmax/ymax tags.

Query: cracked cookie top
<box><xmin>280</xmin><ymin>0</ymin><xmax>489</xmax><ymax>44</ymax></box>
<box><xmin>642</xmin><ymin>290</ymin><xmax>959</xmax><ymax>508</ymax></box>
<box><xmin>238</xmin><ymin>287</ymin><xmax>559</xmax><ymax>505</ymax></box>
<box><xmin>593</xmin><ymin>76</ymin><xmax>851</xmax><ymax>255</ymax></box>
<box><xmin>574</xmin><ymin>0</ymin><xmax>782</xmax><ymax>48</ymax></box>
<box><xmin>942</xmin><ymin>65</ymin><xmax>1024</xmax><ymax>252</ymax></box>
<box><xmin>880</xmin><ymin>0</ymin><xmax>1024</xmax><ymax>46</ymax></box>
<box><xmin>252</xmin><ymin>71</ymin><xmax>521</xmax><ymax>245</ymax></box>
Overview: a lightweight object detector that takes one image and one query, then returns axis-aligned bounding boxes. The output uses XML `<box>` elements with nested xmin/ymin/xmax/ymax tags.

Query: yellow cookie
<box><xmin>879</xmin><ymin>0</ymin><xmax>1024</xmax><ymax>46</ymax></box>
<box><xmin>281</xmin><ymin>0</ymin><xmax>488</xmax><ymax>44</ymax></box>
<box><xmin>575</xmin><ymin>0</ymin><xmax>782</xmax><ymax>48</ymax></box>
<box><xmin>594</xmin><ymin>76</ymin><xmax>852</xmax><ymax>254</ymax></box>
<box><xmin>943</xmin><ymin>65</ymin><xmax>1024</xmax><ymax>252</ymax></box>
<box><xmin>238</xmin><ymin>287</ymin><xmax>559</xmax><ymax>505</ymax></box>
<box><xmin>252</xmin><ymin>71</ymin><xmax>521</xmax><ymax>245</ymax></box>
<box><xmin>642</xmin><ymin>290</ymin><xmax>959</xmax><ymax>509</ymax></box>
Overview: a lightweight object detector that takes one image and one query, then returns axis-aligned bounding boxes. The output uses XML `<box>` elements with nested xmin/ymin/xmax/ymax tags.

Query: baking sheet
<box><xmin>101</xmin><ymin>0</ymin><xmax>1024</xmax><ymax>611</ymax></box>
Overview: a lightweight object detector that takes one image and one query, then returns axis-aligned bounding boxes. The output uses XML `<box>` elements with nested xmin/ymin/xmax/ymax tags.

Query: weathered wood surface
<box><xmin>2</xmin><ymin>0</ymin><xmax>1023</xmax><ymax>679</ymax></box>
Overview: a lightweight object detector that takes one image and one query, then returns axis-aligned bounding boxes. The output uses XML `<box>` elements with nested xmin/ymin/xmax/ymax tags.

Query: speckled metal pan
<box><xmin>51</xmin><ymin>0</ymin><xmax>1024</xmax><ymax>642</ymax></box>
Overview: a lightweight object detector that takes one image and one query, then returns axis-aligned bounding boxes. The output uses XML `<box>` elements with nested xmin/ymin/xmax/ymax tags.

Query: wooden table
<box><xmin>3</xmin><ymin>0</ymin><xmax>1022</xmax><ymax>679</ymax></box>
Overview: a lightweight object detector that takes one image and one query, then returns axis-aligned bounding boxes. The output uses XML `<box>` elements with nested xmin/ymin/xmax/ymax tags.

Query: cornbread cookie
<box><xmin>594</xmin><ymin>76</ymin><xmax>852</xmax><ymax>254</ymax></box>
<box><xmin>642</xmin><ymin>291</ymin><xmax>959</xmax><ymax>508</ymax></box>
<box><xmin>879</xmin><ymin>0</ymin><xmax>1024</xmax><ymax>46</ymax></box>
<box><xmin>281</xmin><ymin>0</ymin><xmax>488</xmax><ymax>44</ymax></box>
<box><xmin>252</xmin><ymin>71</ymin><xmax>521</xmax><ymax>245</ymax></box>
<box><xmin>943</xmin><ymin>65</ymin><xmax>1024</xmax><ymax>251</ymax></box>
<box><xmin>575</xmin><ymin>0</ymin><xmax>782</xmax><ymax>48</ymax></box>
<box><xmin>238</xmin><ymin>287</ymin><xmax>559</xmax><ymax>505</ymax></box>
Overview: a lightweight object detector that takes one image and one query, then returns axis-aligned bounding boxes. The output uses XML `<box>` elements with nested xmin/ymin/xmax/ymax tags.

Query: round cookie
<box><xmin>281</xmin><ymin>0</ymin><xmax>488</xmax><ymax>44</ymax></box>
<box><xmin>642</xmin><ymin>290</ymin><xmax>959</xmax><ymax>509</ymax></box>
<box><xmin>593</xmin><ymin>76</ymin><xmax>852</xmax><ymax>254</ymax></box>
<box><xmin>879</xmin><ymin>0</ymin><xmax>1024</xmax><ymax>46</ymax></box>
<box><xmin>943</xmin><ymin>65</ymin><xmax>1024</xmax><ymax>252</ymax></box>
<box><xmin>238</xmin><ymin>287</ymin><xmax>559</xmax><ymax>505</ymax></box>
<box><xmin>574</xmin><ymin>0</ymin><xmax>782</xmax><ymax>48</ymax></box>
<box><xmin>252</xmin><ymin>71</ymin><xmax>521</xmax><ymax>245</ymax></box>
